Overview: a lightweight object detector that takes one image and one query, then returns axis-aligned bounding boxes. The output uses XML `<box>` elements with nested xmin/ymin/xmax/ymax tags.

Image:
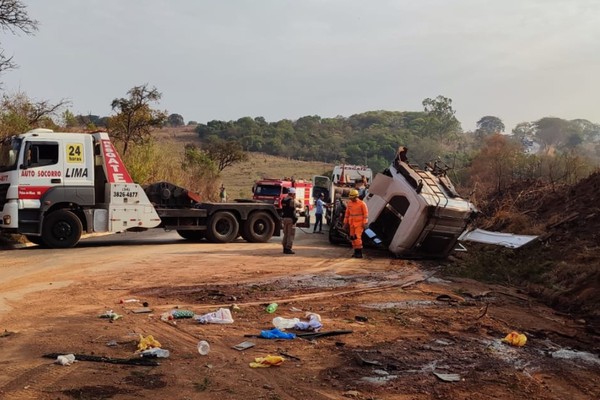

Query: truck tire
<box><xmin>42</xmin><ymin>210</ymin><xmax>83</xmax><ymax>248</ymax></box>
<box><xmin>177</xmin><ymin>230</ymin><xmax>205</xmax><ymax>242</ymax></box>
<box><xmin>25</xmin><ymin>235</ymin><xmax>46</xmax><ymax>247</ymax></box>
<box><xmin>206</xmin><ymin>211</ymin><xmax>239</xmax><ymax>243</ymax></box>
<box><xmin>242</xmin><ymin>211</ymin><xmax>275</xmax><ymax>243</ymax></box>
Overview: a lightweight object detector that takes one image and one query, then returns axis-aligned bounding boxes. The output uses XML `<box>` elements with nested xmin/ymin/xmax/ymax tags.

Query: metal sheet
<box><xmin>458</xmin><ymin>228</ymin><xmax>537</xmax><ymax>248</ymax></box>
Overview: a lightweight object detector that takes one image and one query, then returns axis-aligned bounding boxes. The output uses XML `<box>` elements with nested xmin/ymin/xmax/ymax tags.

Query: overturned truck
<box><xmin>329</xmin><ymin>151</ymin><xmax>478</xmax><ymax>259</ymax></box>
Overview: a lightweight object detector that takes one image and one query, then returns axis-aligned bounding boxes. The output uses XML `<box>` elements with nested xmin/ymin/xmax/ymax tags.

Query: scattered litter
<box><xmin>433</xmin><ymin>371</ymin><xmax>461</xmax><ymax>382</ymax></box>
<box><xmin>297</xmin><ymin>330</ymin><xmax>353</xmax><ymax>340</ymax></box>
<box><xmin>44</xmin><ymin>353</ymin><xmax>159</xmax><ymax>366</ymax></box>
<box><xmin>361</xmin><ymin>375</ymin><xmax>398</xmax><ymax>384</ymax></box>
<box><xmin>119</xmin><ymin>298</ymin><xmax>139</xmax><ymax>304</ymax></box>
<box><xmin>294</xmin><ymin>312</ymin><xmax>322</xmax><ymax>331</ymax></box>
<box><xmin>272</xmin><ymin>316</ymin><xmax>300</xmax><ymax>330</ymax></box>
<box><xmin>140</xmin><ymin>348</ymin><xmax>170</xmax><ymax>358</ymax></box>
<box><xmin>229</xmin><ymin>304</ymin><xmax>240</xmax><ymax>312</ymax></box>
<box><xmin>259</xmin><ymin>328</ymin><xmax>296</xmax><ymax>340</ymax></box>
<box><xmin>137</xmin><ymin>334</ymin><xmax>161</xmax><ymax>351</ymax></box>
<box><xmin>55</xmin><ymin>354</ymin><xmax>76</xmax><ymax>366</ymax></box>
<box><xmin>106</xmin><ymin>340</ymin><xmax>118</xmax><ymax>347</ymax></box>
<box><xmin>194</xmin><ymin>308</ymin><xmax>234</xmax><ymax>324</ymax></box>
<box><xmin>278</xmin><ymin>351</ymin><xmax>301</xmax><ymax>361</ymax></box>
<box><xmin>169</xmin><ymin>309</ymin><xmax>195</xmax><ymax>319</ymax></box>
<box><xmin>289</xmin><ymin>306</ymin><xmax>303</xmax><ymax>312</ymax></box>
<box><xmin>249</xmin><ymin>355</ymin><xmax>285</xmax><ymax>368</ymax></box>
<box><xmin>131</xmin><ymin>307</ymin><xmax>153</xmax><ymax>314</ymax></box>
<box><xmin>434</xmin><ymin>339</ymin><xmax>453</xmax><ymax>346</ymax></box>
<box><xmin>99</xmin><ymin>310</ymin><xmax>122</xmax><ymax>321</ymax></box>
<box><xmin>197</xmin><ymin>340</ymin><xmax>210</xmax><ymax>355</ymax></box>
<box><xmin>232</xmin><ymin>341</ymin><xmax>256</xmax><ymax>351</ymax></box>
<box><xmin>265</xmin><ymin>303</ymin><xmax>278</xmax><ymax>313</ymax></box>
<box><xmin>354</xmin><ymin>315</ymin><xmax>368</xmax><ymax>322</ymax></box>
<box><xmin>501</xmin><ymin>331</ymin><xmax>527</xmax><ymax>347</ymax></box>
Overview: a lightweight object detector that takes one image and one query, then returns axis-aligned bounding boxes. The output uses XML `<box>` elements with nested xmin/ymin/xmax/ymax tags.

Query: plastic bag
<box><xmin>194</xmin><ymin>308</ymin><xmax>234</xmax><ymax>324</ymax></box>
<box><xmin>259</xmin><ymin>328</ymin><xmax>296</xmax><ymax>339</ymax></box>
<box><xmin>55</xmin><ymin>354</ymin><xmax>76</xmax><ymax>366</ymax></box>
<box><xmin>501</xmin><ymin>331</ymin><xmax>527</xmax><ymax>347</ymax></box>
<box><xmin>294</xmin><ymin>312</ymin><xmax>322</xmax><ymax>331</ymax></box>
<box><xmin>249</xmin><ymin>355</ymin><xmax>285</xmax><ymax>368</ymax></box>
<box><xmin>137</xmin><ymin>334</ymin><xmax>162</xmax><ymax>351</ymax></box>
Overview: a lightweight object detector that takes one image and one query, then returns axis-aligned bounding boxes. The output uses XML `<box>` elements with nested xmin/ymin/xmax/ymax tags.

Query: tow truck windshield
<box><xmin>0</xmin><ymin>137</ymin><xmax>21</xmax><ymax>172</ymax></box>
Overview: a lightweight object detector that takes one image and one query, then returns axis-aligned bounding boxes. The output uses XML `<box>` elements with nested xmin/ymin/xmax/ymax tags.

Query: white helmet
<box><xmin>288</xmin><ymin>188</ymin><xmax>296</xmax><ymax>194</ymax></box>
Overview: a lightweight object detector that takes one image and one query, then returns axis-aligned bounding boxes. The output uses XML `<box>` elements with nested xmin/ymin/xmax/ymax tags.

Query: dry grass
<box><xmin>151</xmin><ymin>127</ymin><xmax>334</xmax><ymax>200</ymax></box>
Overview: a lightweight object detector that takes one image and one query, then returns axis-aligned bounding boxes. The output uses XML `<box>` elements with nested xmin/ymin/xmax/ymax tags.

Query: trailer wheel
<box><xmin>177</xmin><ymin>230</ymin><xmax>205</xmax><ymax>242</ymax></box>
<box><xmin>206</xmin><ymin>211</ymin><xmax>239</xmax><ymax>243</ymax></box>
<box><xmin>242</xmin><ymin>211</ymin><xmax>275</xmax><ymax>243</ymax></box>
<box><xmin>42</xmin><ymin>210</ymin><xmax>83</xmax><ymax>248</ymax></box>
<box><xmin>25</xmin><ymin>235</ymin><xmax>46</xmax><ymax>247</ymax></box>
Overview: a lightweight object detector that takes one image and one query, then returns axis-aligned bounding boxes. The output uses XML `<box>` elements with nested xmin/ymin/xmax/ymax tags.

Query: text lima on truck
<box><xmin>0</xmin><ymin>129</ymin><xmax>281</xmax><ymax>248</ymax></box>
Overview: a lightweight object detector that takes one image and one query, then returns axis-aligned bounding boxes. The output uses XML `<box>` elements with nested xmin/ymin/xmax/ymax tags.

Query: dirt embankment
<box><xmin>456</xmin><ymin>171</ymin><xmax>600</xmax><ymax>330</ymax></box>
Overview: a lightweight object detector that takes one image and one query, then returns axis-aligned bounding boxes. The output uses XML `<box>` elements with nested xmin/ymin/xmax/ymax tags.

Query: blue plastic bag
<box><xmin>259</xmin><ymin>328</ymin><xmax>296</xmax><ymax>340</ymax></box>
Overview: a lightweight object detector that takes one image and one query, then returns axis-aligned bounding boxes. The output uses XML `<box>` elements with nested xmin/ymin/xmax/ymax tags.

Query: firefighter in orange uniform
<box><xmin>343</xmin><ymin>189</ymin><xmax>368</xmax><ymax>258</ymax></box>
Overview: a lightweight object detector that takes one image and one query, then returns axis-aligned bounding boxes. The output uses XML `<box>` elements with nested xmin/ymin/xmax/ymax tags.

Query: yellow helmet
<box><xmin>349</xmin><ymin>189</ymin><xmax>359</xmax><ymax>198</ymax></box>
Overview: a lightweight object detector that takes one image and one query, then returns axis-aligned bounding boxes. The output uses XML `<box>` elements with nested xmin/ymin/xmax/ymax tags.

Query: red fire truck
<box><xmin>252</xmin><ymin>178</ymin><xmax>313</xmax><ymax>225</ymax></box>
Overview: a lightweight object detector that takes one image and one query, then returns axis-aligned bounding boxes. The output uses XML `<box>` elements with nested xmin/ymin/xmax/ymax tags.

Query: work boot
<box><xmin>351</xmin><ymin>249</ymin><xmax>363</xmax><ymax>258</ymax></box>
<box><xmin>284</xmin><ymin>248</ymin><xmax>295</xmax><ymax>254</ymax></box>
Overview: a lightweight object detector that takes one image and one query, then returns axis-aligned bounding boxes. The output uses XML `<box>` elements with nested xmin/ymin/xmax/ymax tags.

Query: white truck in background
<box><xmin>0</xmin><ymin>129</ymin><xmax>281</xmax><ymax>248</ymax></box>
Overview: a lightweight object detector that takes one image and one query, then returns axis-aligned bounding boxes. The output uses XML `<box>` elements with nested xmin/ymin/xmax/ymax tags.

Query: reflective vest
<box><xmin>344</xmin><ymin>199</ymin><xmax>368</xmax><ymax>226</ymax></box>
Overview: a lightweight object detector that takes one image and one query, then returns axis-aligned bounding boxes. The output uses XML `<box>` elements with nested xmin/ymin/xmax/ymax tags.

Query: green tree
<box><xmin>0</xmin><ymin>0</ymin><xmax>38</xmax><ymax>76</ymax></box>
<box><xmin>475</xmin><ymin>116</ymin><xmax>505</xmax><ymax>137</ymax></box>
<box><xmin>204</xmin><ymin>138</ymin><xmax>248</xmax><ymax>172</ymax></box>
<box><xmin>420</xmin><ymin>95</ymin><xmax>462</xmax><ymax>140</ymax></box>
<box><xmin>166</xmin><ymin>113</ymin><xmax>184</xmax><ymax>127</ymax></box>
<box><xmin>108</xmin><ymin>84</ymin><xmax>167</xmax><ymax>156</ymax></box>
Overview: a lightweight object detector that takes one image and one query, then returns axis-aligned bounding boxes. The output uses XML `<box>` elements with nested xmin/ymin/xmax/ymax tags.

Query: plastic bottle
<box><xmin>265</xmin><ymin>303</ymin><xmax>278</xmax><ymax>313</ymax></box>
<box><xmin>140</xmin><ymin>348</ymin><xmax>170</xmax><ymax>358</ymax></box>
<box><xmin>272</xmin><ymin>316</ymin><xmax>300</xmax><ymax>330</ymax></box>
<box><xmin>197</xmin><ymin>340</ymin><xmax>210</xmax><ymax>355</ymax></box>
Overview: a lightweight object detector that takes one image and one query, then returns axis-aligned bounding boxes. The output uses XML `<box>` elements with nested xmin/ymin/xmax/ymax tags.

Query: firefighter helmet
<box><xmin>349</xmin><ymin>189</ymin><xmax>359</xmax><ymax>198</ymax></box>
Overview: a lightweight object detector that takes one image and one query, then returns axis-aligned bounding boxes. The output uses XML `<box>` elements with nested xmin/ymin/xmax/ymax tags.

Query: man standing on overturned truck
<box><xmin>343</xmin><ymin>189</ymin><xmax>368</xmax><ymax>258</ymax></box>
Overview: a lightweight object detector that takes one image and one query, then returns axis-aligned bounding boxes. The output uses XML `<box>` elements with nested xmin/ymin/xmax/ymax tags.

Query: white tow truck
<box><xmin>0</xmin><ymin>129</ymin><xmax>281</xmax><ymax>248</ymax></box>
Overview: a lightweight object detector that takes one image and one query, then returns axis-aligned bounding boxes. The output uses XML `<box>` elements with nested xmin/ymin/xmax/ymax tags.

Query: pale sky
<box><xmin>2</xmin><ymin>0</ymin><xmax>599</xmax><ymax>132</ymax></box>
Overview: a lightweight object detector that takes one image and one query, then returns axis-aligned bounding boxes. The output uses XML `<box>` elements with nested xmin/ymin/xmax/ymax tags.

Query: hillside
<box><xmin>154</xmin><ymin>127</ymin><xmax>334</xmax><ymax>199</ymax></box>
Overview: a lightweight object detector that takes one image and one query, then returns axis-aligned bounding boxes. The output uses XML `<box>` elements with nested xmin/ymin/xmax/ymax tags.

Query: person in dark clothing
<box><xmin>281</xmin><ymin>188</ymin><xmax>300</xmax><ymax>254</ymax></box>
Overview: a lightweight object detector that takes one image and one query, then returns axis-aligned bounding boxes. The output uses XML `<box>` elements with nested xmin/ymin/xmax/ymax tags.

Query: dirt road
<box><xmin>0</xmin><ymin>229</ymin><xmax>598</xmax><ymax>400</ymax></box>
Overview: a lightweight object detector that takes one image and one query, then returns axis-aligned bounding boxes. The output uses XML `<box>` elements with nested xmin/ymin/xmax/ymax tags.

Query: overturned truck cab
<box><xmin>330</xmin><ymin>150</ymin><xmax>478</xmax><ymax>259</ymax></box>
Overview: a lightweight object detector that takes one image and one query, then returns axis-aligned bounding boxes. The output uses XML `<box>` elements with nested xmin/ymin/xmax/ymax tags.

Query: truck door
<box><xmin>18</xmin><ymin>139</ymin><xmax>64</xmax><ymax>209</ymax></box>
<box><xmin>63</xmin><ymin>136</ymin><xmax>94</xmax><ymax>188</ymax></box>
<box><xmin>312</xmin><ymin>175</ymin><xmax>331</xmax><ymax>202</ymax></box>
